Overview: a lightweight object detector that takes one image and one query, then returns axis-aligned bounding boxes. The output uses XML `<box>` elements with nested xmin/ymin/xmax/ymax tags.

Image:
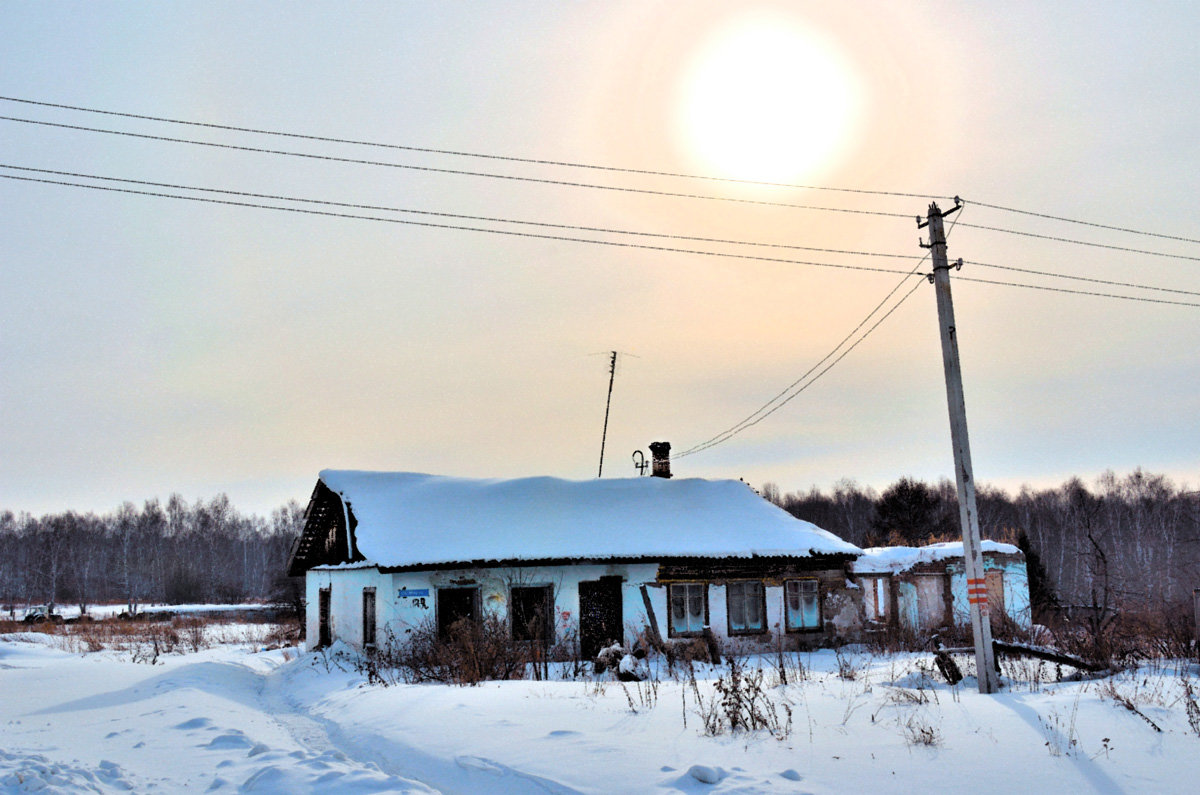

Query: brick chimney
<box><xmin>648</xmin><ymin>441</ymin><xmax>672</xmax><ymax>479</ymax></box>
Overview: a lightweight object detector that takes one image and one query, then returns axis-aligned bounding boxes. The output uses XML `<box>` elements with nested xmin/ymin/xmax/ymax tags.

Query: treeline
<box><xmin>0</xmin><ymin>494</ymin><xmax>305</xmax><ymax>612</ymax></box>
<box><xmin>764</xmin><ymin>469</ymin><xmax>1200</xmax><ymax>614</ymax></box>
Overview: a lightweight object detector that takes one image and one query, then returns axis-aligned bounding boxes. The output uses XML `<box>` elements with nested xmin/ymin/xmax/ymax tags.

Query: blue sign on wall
<box><xmin>397</xmin><ymin>588</ymin><xmax>430</xmax><ymax>598</ymax></box>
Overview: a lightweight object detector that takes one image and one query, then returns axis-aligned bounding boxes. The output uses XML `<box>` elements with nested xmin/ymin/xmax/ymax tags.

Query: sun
<box><xmin>678</xmin><ymin>17</ymin><xmax>862</xmax><ymax>184</ymax></box>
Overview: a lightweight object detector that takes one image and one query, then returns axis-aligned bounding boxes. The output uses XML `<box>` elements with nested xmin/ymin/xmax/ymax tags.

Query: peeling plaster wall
<box><xmin>309</xmin><ymin>562</ymin><xmax>861</xmax><ymax>652</ymax></box>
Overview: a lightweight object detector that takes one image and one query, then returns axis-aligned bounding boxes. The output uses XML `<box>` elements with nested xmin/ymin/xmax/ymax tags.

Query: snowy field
<box><xmin>2</xmin><ymin>632</ymin><xmax>1198</xmax><ymax>794</ymax></box>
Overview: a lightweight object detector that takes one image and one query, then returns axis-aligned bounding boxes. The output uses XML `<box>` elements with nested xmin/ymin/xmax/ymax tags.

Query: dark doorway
<box><xmin>579</xmin><ymin>578</ymin><xmax>623</xmax><ymax>659</ymax></box>
<box><xmin>318</xmin><ymin>587</ymin><xmax>331</xmax><ymax>648</ymax></box>
<box><xmin>511</xmin><ymin>585</ymin><xmax>554</xmax><ymax>643</ymax></box>
<box><xmin>437</xmin><ymin>587</ymin><xmax>479</xmax><ymax>636</ymax></box>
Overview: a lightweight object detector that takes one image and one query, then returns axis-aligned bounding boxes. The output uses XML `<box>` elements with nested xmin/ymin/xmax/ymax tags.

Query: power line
<box><xmin>0</xmin><ymin>163</ymin><xmax>923</xmax><ymax>262</ymax></box>
<box><xmin>966</xmin><ymin>259</ymin><xmax>1200</xmax><ymax>298</ymax></box>
<box><xmin>954</xmin><ymin>274</ymin><xmax>1200</xmax><ymax>308</ymax></box>
<box><xmin>677</xmin><ymin>278</ymin><xmax>927</xmax><ymax>458</ymax></box>
<box><xmin>0</xmin><ymin>94</ymin><xmax>941</xmax><ymax>199</ymax></box>
<box><xmin>966</xmin><ymin>198</ymin><xmax>1200</xmax><ymax>246</ymax></box>
<box><xmin>0</xmin><ymin>116</ymin><xmax>912</xmax><ymax>219</ymax></box>
<box><xmin>677</xmin><ymin>259</ymin><xmax>928</xmax><ymax>457</ymax></box>
<box><xmin>956</xmin><ymin>220</ymin><xmax>1200</xmax><ymax>263</ymax></box>
<box><xmin>0</xmin><ymin>172</ymin><xmax>919</xmax><ymax>277</ymax></box>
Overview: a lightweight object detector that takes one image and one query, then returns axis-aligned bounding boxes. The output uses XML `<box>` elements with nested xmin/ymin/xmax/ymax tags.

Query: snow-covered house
<box><xmin>851</xmin><ymin>541</ymin><xmax>1031</xmax><ymax>633</ymax></box>
<box><xmin>287</xmin><ymin>466</ymin><xmax>862</xmax><ymax>657</ymax></box>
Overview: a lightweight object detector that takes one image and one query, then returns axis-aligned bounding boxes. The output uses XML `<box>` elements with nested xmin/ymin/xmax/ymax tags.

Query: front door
<box><xmin>579</xmin><ymin>578</ymin><xmax>623</xmax><ymax>659</ymax></box>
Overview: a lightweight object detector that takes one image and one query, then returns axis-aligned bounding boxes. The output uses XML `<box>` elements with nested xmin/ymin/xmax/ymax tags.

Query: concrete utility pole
<box><xmin>921</xmin><ymin>201</ymin><xmax>1001</xmax><ymax>694</ymax></box>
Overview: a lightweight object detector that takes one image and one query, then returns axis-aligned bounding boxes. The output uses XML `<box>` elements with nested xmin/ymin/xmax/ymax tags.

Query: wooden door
<box><xmin>579</xmin><ymin>578</ymin><xmax>623</xmax><ymax>659</ymax></box>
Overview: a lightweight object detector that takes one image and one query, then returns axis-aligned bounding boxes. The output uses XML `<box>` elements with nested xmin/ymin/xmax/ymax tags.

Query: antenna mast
<box><xmin>598</xmin><ymin>351</ymin><xmax>617</xmax><ymax>477</ymax></box>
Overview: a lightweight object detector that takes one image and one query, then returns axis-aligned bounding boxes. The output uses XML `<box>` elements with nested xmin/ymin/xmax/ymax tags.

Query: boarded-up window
<box><xmin>362</xmin><ymin>588</ymin><xmax>376</xmax><ymax>648</ymax></box>
<box><xmin>669</xmin><ymin>582</ymin><xmax>706</xmax><ymax>636</ymax></box>
<box><xmin>318</xmin><ymin>587</ymin><xmax>331</xmax><ymax>648</ymax></box>
<box><xmin>726</xmin><ymin>581</ymin><xmax>765</xmax><ymax>634</ymax></box>
<box><xmin>437</xmin><ymin>587</ymin><xmax>480</xmax><ymax>637</ymax></box>
<box><xmin>863</xmin><ymin>577</ymin><xmax>890</xmax><ymax>622</ymax></box>
<box><xmin>785</xmin><ymin>579</ymin><xmax>821</xmax><ymax>631</ymax></box>
<box><xmin>915</xmin><ymin>574</ymin><xmax>947</xmax><ymax>629</ymax></box>
<box><xmin>511</xmin><ymin>585</ymin><xmax>553</xmax><ymax>643</ymax></box>
<box><xmin>986</xmin><ymin>569</ymin><xmax>1005</xmax><ymax>629</ymax></box>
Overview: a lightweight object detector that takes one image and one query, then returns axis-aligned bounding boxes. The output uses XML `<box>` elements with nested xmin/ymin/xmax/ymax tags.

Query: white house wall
<box><xmin>309</xmin><ymin>562</ymin><xmax>855</xmax><ymax>652</ymax></box>
<box><xmin>384</xmin><ymin>563</ymin><xmax>663</xmax><ymax>649</ymax></box>
<box><xmin>305</xmin><ymin>567</ymin><xmax>391</xmax><ymax>651</ymax></box>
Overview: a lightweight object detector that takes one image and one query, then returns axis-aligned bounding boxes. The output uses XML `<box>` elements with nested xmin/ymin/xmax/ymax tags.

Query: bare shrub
<box><xmin>688</xmin><ymin>656</ymin><xmax>792</xmax><ymax>740</ymax></box>
<box><xmin>1181</xmin><ymin>677</ymin><xmax>1200</xmax><ymax>738</ymax></box>
<box><xmin>174</xmin><ymin>616</ymin><xmax>209</xmax><ymax>653</ymax></box>
<box><xmin>365</xmin><ymin>616</ymin><xmax>533</xmax><ymax>685</ymax></box>
<box><xmin>901</xmin><ymin>713</ymin><xmax>941</xmax><ymax>747</ymax></box>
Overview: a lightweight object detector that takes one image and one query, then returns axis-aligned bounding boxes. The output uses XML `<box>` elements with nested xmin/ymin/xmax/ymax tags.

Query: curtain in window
<box><xmin>786</xmin><ymin>580</ymin><xmax>820</xmax><ymax>630</ymax></box>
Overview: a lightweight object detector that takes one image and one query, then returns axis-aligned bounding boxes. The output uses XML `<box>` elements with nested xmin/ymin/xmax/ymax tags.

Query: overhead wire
<box><xmin>0</xmin><ymin>163</ymin><xmax>922</xmax><ymax>262</ymax></box>
<box><xmin>952</xmin><ymin>275</ymin><xmax>1200</xmax><ymax>308</ymax></box>
<box><xmin>677</xmin><ymin>205</ymin><xmax>948</xmax><ymax>459</ymax></box>
<box><xmin>0</xmin><ymin>172</ymin><xmax>921</xmax><ymax>277</ymax></box>
<box><xmin>0</xmin><ymin>116</ymin><xmax>912</xmax><ymax>219</ymax></box>
<box><xmin>965</xmin><ymin>260</ymin><xmax>1200</xmax><ymax>298</ymax></box>
<box><xmin>966</xmin><ymin>198</ymin><xmax>1200</xmax><ymax>246</ymax></box>
<box><xmin>955</xmin><ymin>220</ymin><xmax>1200</xmax><ymax>262</ymax></box>
<box><xmin>0</xmin><ymin>94</ymin><xmax>941</xmax><ymax>199</ymax></box>
<box><xmin>677</xmin><ymin>277</ymin><xmax>927</xmax><ymax>458</ymax></box>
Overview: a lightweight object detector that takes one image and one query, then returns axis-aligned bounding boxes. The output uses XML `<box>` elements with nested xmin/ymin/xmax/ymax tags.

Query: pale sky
<box><xmin>3</xmin><ymin>1</ymin><xmax>1198</xmax><ymax>516</ymax></box>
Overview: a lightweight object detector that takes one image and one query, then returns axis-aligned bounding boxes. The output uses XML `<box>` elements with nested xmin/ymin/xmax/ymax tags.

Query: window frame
<box><xmin>317</xmin><ymin>586</ymin><xmax>332</xmax><ymax>648</ymax></box>
<box><xmin>436</xmin><ymin>586</ymin><xmax>481</xmax><ymax>638</ymax></box>
<box><xmin>509</xmin><ymin>584</ymin><xmax>555</xmax><ymax>644</ymax></box>
<box><xmin>667</xmin><ymin>582</ymin><xmax>708</xmax><ymax>638</ymax></box>
<box><xmin>862</xmin><ymin>576</ymin><xmax>890</xmax><ymax>623</ymax></box>
<box><xmin>784</xmin><ymin>578</ymin><xmax>822</xmax><ymax>633</ymax></box>
<box><xmin>725</xmin><ymin>580</ymin><xmax>767</xmax><ymax>636</ymax></box>
<box><xmin>362</xmin><ymin>587</ymin><xmax>377</xmax><ymax>649</ymax></box>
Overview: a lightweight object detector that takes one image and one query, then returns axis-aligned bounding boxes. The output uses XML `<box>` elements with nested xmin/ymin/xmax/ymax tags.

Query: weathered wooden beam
<box><xmin>639</xmin><ymin>584</ymin><xmax>665</xmax><ymax>652</ymax></box>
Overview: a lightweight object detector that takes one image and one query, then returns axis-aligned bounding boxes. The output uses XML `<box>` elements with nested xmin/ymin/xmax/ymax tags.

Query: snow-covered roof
<box><xmin>317</xmin><ymin>470</ymin><xmax>861</xmax><ymax>569</ymax></box>
<box><xmin>851</xmin><ymin>540</ymin><xmax>1022</xmax><ymax>575</ymax></box>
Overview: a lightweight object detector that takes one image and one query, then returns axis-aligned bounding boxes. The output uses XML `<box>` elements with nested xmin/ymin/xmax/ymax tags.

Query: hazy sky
<box><xmin>3</xmin><ymin>1</ymin><xmax>1198</xmax><ymax>516</ymax></box>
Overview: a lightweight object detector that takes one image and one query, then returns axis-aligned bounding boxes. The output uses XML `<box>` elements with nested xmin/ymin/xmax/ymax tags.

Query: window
<box><xmin>317</xmin><ymin>587</ymin><xmax>331</xmax><ymax>648</ymax></box>
<box><xmin>668</xmin><ymin>582</ymin><xmax>707</xmax><ymax>636</ymax></box>
<box><xmin>863</xmin><ymin>577</ymin><xmax>890</xmax><ymax>622</ymax></box>
<box><xmin>785</xmin><ymin>579</ymin><xmax>821</xmax><ymax>631</ymax></box>
<box><xmin>362</xmin><ymin>588</ymin><xmax>376</xmax><ymax>648</ymax></box>
<box><xmin>726</xmin><ymin>581</ymin><xmax>766</xmax><ymax>634</ymax></box>
<box><xmin>437</xmin><ymin>587</ymin><xmax>480</xmax><ymax>637</ymax></box>
<box><xmin>510</xmin><ymin>585</ymin><xmax>553</xmax><ymax>643</ymax></box>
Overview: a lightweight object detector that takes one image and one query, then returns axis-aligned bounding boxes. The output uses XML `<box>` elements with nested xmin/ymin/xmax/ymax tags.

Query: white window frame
<box><xmin>668</xmin><ymin>582</ymin><xmax>707</xmax><ymax>637</ymax></box>
<box><xmin>785</xmin><ymin>579</ymin><xmax>821</xmax><ymax>632</ymax></box>
<box><xmin>726</xmin><ymin>580</ymin><xmax>766</xmax><ymax>635</ymax></box>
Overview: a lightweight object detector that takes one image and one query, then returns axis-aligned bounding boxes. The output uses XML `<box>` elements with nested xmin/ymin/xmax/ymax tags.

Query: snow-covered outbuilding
<box><xmin>851</xmin><ymin>541</ymin><xmax>1031</xmax><ymax>633</ymax></box>
<box><xmin>287</xmin><ymin>467</ymin><xmax>862</xmax><ymax>657</ymax></box>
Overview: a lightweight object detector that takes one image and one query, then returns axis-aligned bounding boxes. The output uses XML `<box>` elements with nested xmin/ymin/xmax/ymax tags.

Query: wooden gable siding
<box><xmin>287</xmin><ymin>481</ymin><xmax>362</xmax><ymax>576</ymax></box>
<box><xmin>655</xmin><ymin>555</ymin><xmax>855</xmax><ymax>585</ymax></box>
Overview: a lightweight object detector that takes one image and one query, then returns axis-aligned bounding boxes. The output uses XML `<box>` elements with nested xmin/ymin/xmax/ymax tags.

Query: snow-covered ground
<box><xmin>2</xmin><ymin>632</ymin><xmax>1198</xmax><ymax>794</ymax></box>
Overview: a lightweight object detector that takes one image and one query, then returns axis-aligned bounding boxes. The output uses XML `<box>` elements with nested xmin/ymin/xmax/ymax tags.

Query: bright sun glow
<box><xmin>679</xmin><ymin>18</ymin><xmax>862</xmax><ymax>183</ymax></box>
